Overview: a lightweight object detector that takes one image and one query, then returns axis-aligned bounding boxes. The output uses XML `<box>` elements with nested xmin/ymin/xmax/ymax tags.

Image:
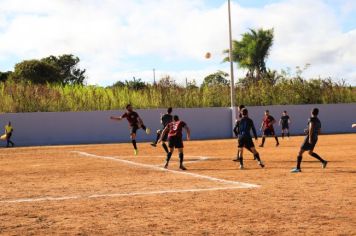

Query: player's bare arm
<box><xmin>185</xmin><ymin>125</ymin><xmax>191</xmax><ymax>141</ymax></box>
<box><xmin>308</xmin><ymin>122</ymin><xmax>314</xmax><ymax>144</ymax></box>
<box><xmin>110</xmin><ymin>116</ymin><xmax>122</xmax><ymax>121</ymax></box>
<box><xmin>158</xmin><ymin>126</ymin><xmax>169</xmax><ymax>143</ymax></box>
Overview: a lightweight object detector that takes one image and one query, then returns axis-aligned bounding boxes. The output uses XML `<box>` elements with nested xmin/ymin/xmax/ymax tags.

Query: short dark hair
<box><xmin>167</xmin><ymin>107</ymin><xmax>173</xmax><ymax>113</ymax></box>
<box><xmin>126</xmin><ymin>104</ymin><xmax>132</xmax><ymax>109</ymax></box>
<box><xmin>173</xmin><ymin>115</ymin><xmax>179</xmax><ymax>121</ymax></box>
<box><xmin>312</xmin><ymin>108</ymin><xmax>319</xmax><ymax>116</ymax></box>
<box><xmin>238</xmin><ymin>105</ymin><xmax>245</xmax><ymax>110</ymax></box>
<box><xmin>241</xmin><ymin>108</ymin><xmax>248</xmax><ymax>116</ymax></box>
<box><xmin>283</xmin><ymin>110</ymin><xmax>287</xmax><ymax>113</ymax></box>
<box><xmin>265</xmin><ymin>110</ymin><xmax>269</xmax><ymax>113</ymax></box>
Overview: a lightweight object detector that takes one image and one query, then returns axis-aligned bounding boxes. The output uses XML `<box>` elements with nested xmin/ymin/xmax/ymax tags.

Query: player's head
<box><xmin>312</xmin><ymin>108</ymin><xmax>319</xmax><ymax>116</ymax></box>
<box><xmin>238</xmin><ymin>105</ymin><xmax>245</xmax><ymax>111</ymax></box>
<box><xmin>167</xmin><ymin>107</ymin><xmax>173</xmax><ymax>114</ymax></box>
<box><xmin>241</xmin><ymin>108</ymin><xmax>248</xmax><ymax>117</ymax></box>
<box><xmin>283</xmin><ymin>110</ymin><xmax>287</xmax><ymax>115</ymax></box>
<box><xmin>173</xmin><ymin>115</ymin><xmax>179</xmax><ymax>121</ymax></box>
<box><xmin>265</xmin><ymin>110</ymin><xmax>269</xmax><ymax>116</ymax></box>
<box><xmin>126</xmin><ymin>104</ymin><xmax>133</xmax><ymax>112</ymax></box>
<box><xmin>7</xmin><ymin>121</ymin><xmax>11</xmax><ymax>126</ymax></box>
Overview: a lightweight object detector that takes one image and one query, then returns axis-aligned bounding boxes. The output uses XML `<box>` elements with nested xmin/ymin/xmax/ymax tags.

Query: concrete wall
<box><xmin>0</xmin><ymin>104</ymin><xmax>355</xmax><ymax>146</ymax></box>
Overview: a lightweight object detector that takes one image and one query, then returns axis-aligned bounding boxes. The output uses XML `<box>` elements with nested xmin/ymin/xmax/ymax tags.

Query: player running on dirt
<box><xmin>235</xmin><ymin>108</ymin><xmax>264</xmax><ymax>169</ymax></box>
<box><xmin>291</xmin><ymin>108</ymin><xmax>327</xmax><ymax>173</ymax></box>
<box><xmin>110</xmin><ymin>104</ymin><xmax>150</xmax><ymax>155</ymax></box>
<box><xmin>158</xmin><ymin>115</ymin><xmax>190</xmax><ymax>170</ymax></box>
<box><xmin>151</xmin><ymin>107</ymin><xmax>173</xmax><ymax>154</ymax></box>
<box><xmin>260</xmin><ymin>110</ymin><xmax>279</xmax><ymax>147</ymax></box>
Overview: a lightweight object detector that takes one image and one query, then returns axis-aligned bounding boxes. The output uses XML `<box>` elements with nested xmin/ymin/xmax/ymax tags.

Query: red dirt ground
<box><xmin>0</xmin><ymin>134</ymin><xmax>355</xmax><ymax>235</ymax></box>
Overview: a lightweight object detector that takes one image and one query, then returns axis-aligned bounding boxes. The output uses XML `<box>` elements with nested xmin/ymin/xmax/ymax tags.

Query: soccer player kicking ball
<box><xmin>110</xmin><ymin>104</ymin><xmax>151</xmax><ymax>155</ymax></box>
<box><xmin>260</xmin><ymin>110</ymin><xmax>279</xmax><ymax>147</ymax></box>
<box><xmin>158</xmin><ymin>115</ymin><xmax>190</xmax><ymax>170</ymax></box>
<box><xmin>235</xmin><ymin>108</ymin><xmax>264</xmax><ymax>169</ymax></box>
<box><xmin>291</xmin><ymin>108</ymin><xmax>327</xmax><ymax>173</ymax></box>
<box><xmin>151</xmin><ymin>107</ymin><xmax>173</xmax><ymax>154</ymax></box>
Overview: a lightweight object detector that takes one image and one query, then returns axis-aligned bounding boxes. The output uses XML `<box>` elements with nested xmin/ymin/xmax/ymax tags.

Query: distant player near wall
<box><xmin>259</xmin><ymin>110</ymin><xmax>279</xmax><ymax>147</ymax></box>
<box><xmin>279</xmin><ymin>110</ymin><xmax>291</xmax><ymax>139</ymax></box>
<box><xmin>159</xmin><ymin>115</ymin><xmax>190</xmax><ymax>170</ymax></box>
<box><xmin>235</xmin><ymin>108</ymin><xmax>265</xmax><ymax>169</ymax></box>
<box><xmin>151</xmin><ymin>107</ymin><xmax>173</xmax><ymax>154</ymax></box>
<box><xmin>291</xmin><ymin>108</ymin><xmax>328</xmax><ymax>173</ymax></box>
<box><xmin>1</xmin><ymin>121</ymin><xmax>15</xmax><ymax>148</ymax></box>
<box><xmin>110</xmin><ymin>104</ymin><xmax>151</xmax><ymax>155</ymax></box>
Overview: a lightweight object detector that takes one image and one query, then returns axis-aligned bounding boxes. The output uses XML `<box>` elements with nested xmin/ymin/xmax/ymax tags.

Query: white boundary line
<box><xmin>0</xmin><ymin>151</ymin><xmax>259</xmax><ymax>204</ymax></box>
<box><xmin>73</xmin><ymin>151</ymin><xmax>259</xmax><ymax>188</ymax></box>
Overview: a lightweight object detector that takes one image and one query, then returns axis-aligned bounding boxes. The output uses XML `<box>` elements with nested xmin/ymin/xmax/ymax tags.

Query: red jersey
<box><xmin>263</xmin><ymin>115</ymin><xmax>275</xmax><ymax>130</ymax></box>
<box><xmin>167</xmin><ymin>121</ymin><xmax>187</xmax><ymax>138</ymax></box>
<box><xmin>122</xmin><ymin>111</ymin><xmax>140</xmax><ymax>127</ymax></box>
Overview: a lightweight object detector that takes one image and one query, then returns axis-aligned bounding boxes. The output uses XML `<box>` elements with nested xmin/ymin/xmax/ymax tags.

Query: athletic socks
<box><xmin>261</xmin><ymin>137</ymin><xmax>266</xmax><ymax>146</ymax></box>
<box><xmin>132</xmin><ymin>140</ymin><xmax>137</xmax><ymax>150</ymax></box>
<box><xmin>239</xmin><ymin>154</ymin><xmax>244</xmax><ymax>166</ymax></box>
<box><xmin>287</xmin><ymin>132</ymin><xmax>290</xmax><ymax>138</ymax></box>
<box><xmin>282</xmin><ymin>133</ymin><xmax>285</xmax><ymax>139</ymax></box>
<box><xmin>296</xmin><ymin>155</ymin><xmax>302</xmax><ymax>169</ymax></box>
<box><xmin>254</xmin><ymin>153</ymin><xmax>261</xmax><ymax>162</ymax></box>
<box><xmin>162</xmin><ymin>143</ymin><xmax>169</xmax><ymax>153</ymax></box>
<box><xmin>155</xmin><ymin>132</ymin><xmax>160</xmax><ymax>144</ymax></box>
<box><xmin>275</xmin><ymin>136</ymin><xmax>279</xmax><ymax>145</ymax></box>
<box><xmin>179</xmin><ymin>152</ymin><xmax>184</xmax><ymax>166</ymax></box>
<box><xmin>166</xmin><ymin>152</ymin><xmax>172</xmax><ymax>162</ymax></box>
<box><xmin>310</xmin><ymin>152</ymin><xmax>325</xmax><ymax>163</ymax></box>
<box><xmin>141</xmin><ymin>125</ymin><xmax>147</xmax><ymax>130</ymax></box>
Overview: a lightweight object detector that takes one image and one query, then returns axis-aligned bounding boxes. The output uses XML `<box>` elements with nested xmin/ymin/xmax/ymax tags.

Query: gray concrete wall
<box><xmin>0</xmin><ymin>104</ymin><xmax>354</xmax><ymax>146</ymax></box>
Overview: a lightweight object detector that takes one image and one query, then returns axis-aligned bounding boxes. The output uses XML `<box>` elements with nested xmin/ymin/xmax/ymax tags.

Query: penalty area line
<box><xmin>0</xmin><ymin>186</ymin><xmax>249</xmax><ymax>203</ymax></box>
<box><xmin>72</xmin><ymin>151</ymin><xmax>259</xmax><ymax>188</ymax></box>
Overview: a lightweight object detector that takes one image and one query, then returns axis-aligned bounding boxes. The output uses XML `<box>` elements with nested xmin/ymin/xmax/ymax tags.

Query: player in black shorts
<box><xmin>151</xmin><ymin>107</ymin><xmax>173</xmax><ymax>154</ymax></box>
<box><xmin>158</xmin><ymin>115</ymin><xmax>190</xmax><ymax>170</ymax></box>
<box><xmin>233</xmin><ymin>105</ymin><xmax>255</xmax><ymax>161</ymax></box>
<box><xmin>110</xmin><ymin>104</ymin><xmax>151</xmax><ymax>155</ymax></box>
<box><xmin>279</xmin><ymin>111</ymin><xmax>291</xmax><ymax>139</ymax></box>
<box><xmin>259</xmin><ymin>110</ymin><xmax>279</xmax><ymax>147</ymax></box>
<box><xmin>291</xmin><ymin>108</ymin><xmax>328</xmax><ymax>173</ymax></box>
<box><xmin>235</xmin><ymin>108</ymin><xmax>264</xmax><ymax>169</ymax></box>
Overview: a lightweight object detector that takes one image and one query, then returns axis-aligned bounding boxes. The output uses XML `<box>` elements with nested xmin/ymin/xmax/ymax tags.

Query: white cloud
<box><xmin>0</xmin><ymin>0</ymin><xmax>355</xmax><ymax>86</ymax></box>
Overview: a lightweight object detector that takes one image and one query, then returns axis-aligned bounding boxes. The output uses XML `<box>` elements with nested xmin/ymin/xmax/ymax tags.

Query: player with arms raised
<box><xmin>159</xmin><ymin>115</ymin><xmax>190</xmax><ymax>170</ymax></box>
<box><xmin>110</xmin><ymin>104</ymin><xmax>150</xmax><ymax>155</ymax></box>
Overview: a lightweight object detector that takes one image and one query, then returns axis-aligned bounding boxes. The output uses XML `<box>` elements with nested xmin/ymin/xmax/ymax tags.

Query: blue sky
<box><xmin>0</xmin><ymin>0</ymin><xmax>355</xmax><ymax>86</ymax></box>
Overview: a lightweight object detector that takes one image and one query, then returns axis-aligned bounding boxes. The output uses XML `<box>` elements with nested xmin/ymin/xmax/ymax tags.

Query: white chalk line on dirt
<box><xmin>0</xmin><ymin>151</ymin><xmax>259</xmax><ymax>204</ymax></box>
<box><xmin>73</xmin><ymin>151</ymin><xmax>259</xmax><ymax>188</ymax></box>
<box><xmin>1</xmin><ymin>186</ymin><xmax>249</xmax><ymax>203</ymax></box>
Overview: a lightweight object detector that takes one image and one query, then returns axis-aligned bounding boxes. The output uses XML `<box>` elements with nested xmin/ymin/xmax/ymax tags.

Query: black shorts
<box><xmin>130</xmin><ymin>125</ymin><xmax>141</xmax><ymax>134</ymax></box>
<box><xmin>263</xmin><ymin>128</ymin><xmax>275</xmax><ymax>136</ymax></box>
<box><xmin>168</xmin><ymin>136</ymin><xmax>183</xmax><ymax>148</ymax></box>
<box><xmin>282</xmin><ymin>124</ymin><xmax>289</xmax><ymax>130</ymax></box>
<box><xmin>238</xmin><ymin>137</ymin><xmax>255</xmax><ymax>149</ymax></box>
<box><xmin>301</xmin><ymin>136</ymin><xmax>318</xmax><ymax>151</ymax></box>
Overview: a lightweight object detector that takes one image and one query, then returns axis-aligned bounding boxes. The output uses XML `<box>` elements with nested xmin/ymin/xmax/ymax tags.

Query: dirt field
<box><xmin>0</xmin><ymin>134</ymin><xmax>355</xmax><ymax>235</ymax></box>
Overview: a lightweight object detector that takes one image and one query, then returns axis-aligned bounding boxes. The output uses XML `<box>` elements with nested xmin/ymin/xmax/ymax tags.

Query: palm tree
<box><xmin>223</xmin><ymin>28</ymin><xmax>274</xmax><ymax>81</ymax></box>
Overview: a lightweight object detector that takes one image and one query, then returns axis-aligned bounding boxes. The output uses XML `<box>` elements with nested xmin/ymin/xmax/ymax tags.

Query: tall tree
<box><xmin>223</xmin><ymin>28</ymin><xmax>274</xmax><ymax>81</ymax></box>
<box><xmin>201</xmin><ymin>70</ymin><xmax>229</xmax><ymax>87</ymax></box>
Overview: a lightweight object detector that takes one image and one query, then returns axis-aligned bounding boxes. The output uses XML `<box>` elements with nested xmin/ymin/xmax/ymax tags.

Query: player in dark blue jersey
<box><xmin>235</xmin><ymin>108</ymin><xmax>265</xmax><ymax>169</ymax></box>
<box><xmin>291</xmin><ymin>108</ymin><xmax>328</xmax><ymax>173</ymax></box>
<box><xmin>151</xmin><ymin>107</ymin><xmax>173</xmax><ymax>154</ymax></box>
<box><xmin>279</xmin><ymin>111</ymin><xmax>291</xmax><ymax>139</ymax></box>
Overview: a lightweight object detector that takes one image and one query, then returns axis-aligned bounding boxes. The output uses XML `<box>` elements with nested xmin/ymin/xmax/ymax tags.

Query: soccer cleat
<box><xmin>145</xmin><ymin>128</ymin><xmax>151</xmax><ymax>135</ymax></box>
<box><xmin>164</xmin><ymin>163</ymin><xmax>169</xmax><ymax>169</ymax></box>
<box><xmin>150</xmin><ymin>143</ymin><xmax>157</xmax><ymax>147</ymax></box>
<box><xmin>259</xmin><ymin>162</ymin><xmax>265</xmax><ymax>168</ymax></box>
<box><xmin>290</xmin><ymin>167</ymin><xmax>301</xmax><ymax>173</ymax></box>
<box><xmin>134</xmin><ymin>149</ymin><xmax>138</xmax><ymax>155</ymax></box>
<box><xmin>239</xmin><ymin>165</ymin><xmax>244</xmax><ymax>170</ymax></box>
<box><xmin>259</xmin><ymin>144</ymin><xmax>264</xmax><ymax>148</ymax></box>
<box><xmin>179</xmin><ymin>165</ymin><xmax>187</xmax><ymax>170</ymax></box>
<box><xmin>233</xmin><ymin>157</ymin><xmax>240</xmax><ymax>162</ymax></box>
<box><xmin>322</xmin><ymin>161</ymin><xmax>328</xmax><ymax>169</ymax></box>
<box><xmin>276</xmin><ymin>143</ymin><xmax>280</xmax><ymax>147</ymax></box>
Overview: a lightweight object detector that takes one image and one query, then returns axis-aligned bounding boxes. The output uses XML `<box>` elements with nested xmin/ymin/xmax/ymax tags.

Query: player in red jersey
<box><xmin>110</xmin><ymin>104</ymin><xmax>151</xmax><ymax>155</ymax></box>
<box><xmin>159</xmin><ymin>115</ymin><xmax>190</xmax><ymax>170</ymax></box>
<box><xmin>259</xmin><ymin>110</ymin><xmax>279</xmax><ymax>147</ymax></box>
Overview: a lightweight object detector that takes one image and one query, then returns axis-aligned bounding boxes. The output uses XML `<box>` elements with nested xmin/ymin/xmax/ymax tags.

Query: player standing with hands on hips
<box><xmin>159</xmin><ymin>115</ymin><xmax>190</xmax><ymax>170</ymax></box>
<box><xmin>110</xmin><ymin>104</ymin><xmax>150</xmax><ymax>155</ymax></box>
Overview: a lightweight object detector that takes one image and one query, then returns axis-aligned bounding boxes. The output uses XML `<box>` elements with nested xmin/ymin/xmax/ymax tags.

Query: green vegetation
<box><xmin>0</xmin><ymin>29</ymin><xmax>355</xmax><ymax>113</ymax></box>
<box><xmin>0</xmin><ymin>75</ymin><xmax>354</xmax><ymax>113</ymax></box>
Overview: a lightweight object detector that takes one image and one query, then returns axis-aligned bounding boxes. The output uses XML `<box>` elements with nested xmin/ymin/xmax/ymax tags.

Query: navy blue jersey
<box><xmin>307</xmin><ymin>117</ymin><xmax>321</xmax><ymax>139</ymax></box>
<box><xmin>280</xmin><ymin>115</ymin><xmax>290</xmax><ymax>126</ymax></box>
<box><xmin>234</xmin><ymin>117</ymin><xmax>257</xmax><ymax>139</ymax></box>
<box><xmin>161</xmin><ymin>114</ymin><xmax>173</xmax><ymax>128</ymax></box>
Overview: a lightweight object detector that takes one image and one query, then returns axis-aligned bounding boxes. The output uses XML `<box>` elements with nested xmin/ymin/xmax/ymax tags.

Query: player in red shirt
<box><xmin>259</xmin><ymin>110</ymin><xmax>279</xmax><ymax>147</ymax></box>
<box><xmin>110</xmin><ymin>104</ymin><xmax>151</xmax><ymax>155</ymax></box>
<box><xmin>159</xmin><ymin>115</ymin><xmax>190</xmax><ymax>170</ymax></box>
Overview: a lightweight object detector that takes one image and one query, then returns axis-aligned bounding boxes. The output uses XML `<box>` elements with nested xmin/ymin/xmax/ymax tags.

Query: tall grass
<box><xmin>0</xmin><ymin>78</ymin><xmax>355</xmax><ymax>113</ymax></box>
